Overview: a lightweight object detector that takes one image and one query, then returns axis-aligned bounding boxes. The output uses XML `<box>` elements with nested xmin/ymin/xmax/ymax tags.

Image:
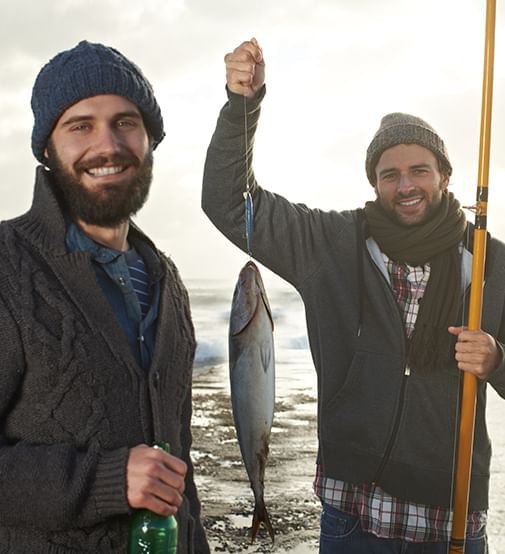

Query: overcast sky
<box><xmin>1</xmin><ymin>0</ymin><xmax>504</xmax><ymax>285</ymax></box>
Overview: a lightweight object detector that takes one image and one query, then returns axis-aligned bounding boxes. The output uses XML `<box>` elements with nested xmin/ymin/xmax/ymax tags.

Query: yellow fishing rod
<box><xmin>449</xmin><ymin>0</ymin><xmax>496</xmax><ymax>552</ymax></box>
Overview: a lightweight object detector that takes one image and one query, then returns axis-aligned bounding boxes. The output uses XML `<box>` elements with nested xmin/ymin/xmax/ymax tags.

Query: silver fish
<box><xmin>229</xmin><ymin>260</ymin><xmax>275</xmax><ymax>543</ymax></box>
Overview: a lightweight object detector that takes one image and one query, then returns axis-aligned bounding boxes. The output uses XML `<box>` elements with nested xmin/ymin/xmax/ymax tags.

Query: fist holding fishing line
<box><xmin>225</xmin><ymin>37</ymin><xmax>265</xmax><ymax>97</ymax></box>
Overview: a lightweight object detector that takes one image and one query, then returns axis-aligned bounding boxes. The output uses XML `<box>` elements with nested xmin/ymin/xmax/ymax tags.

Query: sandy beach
<box><xmin>187</xmin><ymin>277</ymin><xmax>505</xmax><ymax>553</ymax></box>
<box><xmin>192</xmin><ymin>359</ymin><xmax>320</xmax><ymax>553</ymax></box>
<box><xmin>191</xmin><ymin>361</ymin><xmax>505</xmax><ymax>553</ymax></box>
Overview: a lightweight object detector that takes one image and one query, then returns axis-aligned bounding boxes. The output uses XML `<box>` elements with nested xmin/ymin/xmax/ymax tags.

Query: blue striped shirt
<box><xmin>125</xmin><ymin>249</ymin><xmax>152</xmax><ymax>319</ymax></box>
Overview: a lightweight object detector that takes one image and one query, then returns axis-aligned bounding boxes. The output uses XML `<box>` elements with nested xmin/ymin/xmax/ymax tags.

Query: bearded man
<box><xmin>201</xmin><ymin>38</ymin><xmax>505</xmax><ymax>553</ymax></box>
<box><xmin>0</xmin><ymin>41</ymin><xmax>209</xmax><ymax>553</ymax></box>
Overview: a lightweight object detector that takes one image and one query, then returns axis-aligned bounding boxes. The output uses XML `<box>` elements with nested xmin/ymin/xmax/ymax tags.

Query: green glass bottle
<box><xmin>127</xmin><ymin>442</ymin><xmax>178</xmax><ymax>554</ymax></box>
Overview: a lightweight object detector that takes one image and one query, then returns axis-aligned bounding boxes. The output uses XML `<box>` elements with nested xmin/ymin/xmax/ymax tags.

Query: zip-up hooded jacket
<box><xmin>0</xmin><ymin>168</ymin><xmax>209</xmax><ymax>553</ymax></box>
<box><xmin>202</xmin><ymin>87</ymin><xmax>505</xmax><ymax>512</ymax></box>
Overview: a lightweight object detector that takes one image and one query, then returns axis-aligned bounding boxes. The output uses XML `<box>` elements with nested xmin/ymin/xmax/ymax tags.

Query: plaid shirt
<box><xmin>314</xmin><ymin>254</ymin><xmax>487</xmax><ymax>542</ymax></box>
<box><xmin>386</xmin><ymin>257</ymin><xmax>429</xmax><ymax>339</ymax></box>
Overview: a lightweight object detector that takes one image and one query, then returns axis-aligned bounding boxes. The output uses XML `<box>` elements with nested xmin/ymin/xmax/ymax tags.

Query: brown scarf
<box><xmin>364</xmin><ymin>192</ymin><xmax>467</xmax><ymax>372</ymax></box>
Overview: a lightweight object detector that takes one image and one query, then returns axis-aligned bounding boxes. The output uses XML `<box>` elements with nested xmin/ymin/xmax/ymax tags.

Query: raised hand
<box><xmin>224</xmin><ymin>37</ymin><xmax>265</xmax><ymax>98</ymax></box>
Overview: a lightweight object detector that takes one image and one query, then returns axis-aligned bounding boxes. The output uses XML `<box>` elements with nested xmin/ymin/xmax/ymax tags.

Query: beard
<box><xmin>46</xmin><ymin>141</ymin><xmax>153</xmax><ymax>227</ymax></box>
<box><xmin>377</xmin><ymin>189</ymin><xmax>444</xmax><ymax>227</ymax></box>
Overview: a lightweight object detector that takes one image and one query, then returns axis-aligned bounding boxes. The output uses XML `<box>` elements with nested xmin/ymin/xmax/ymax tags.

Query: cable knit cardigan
<box><xmin>0</xmin><ymin>167</ymin><xmax>209</xmax><ymax>553</ymax></box>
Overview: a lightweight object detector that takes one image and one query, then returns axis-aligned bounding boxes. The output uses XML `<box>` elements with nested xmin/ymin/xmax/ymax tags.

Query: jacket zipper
<box><xmin>362</xmin><ymin>234</ymin><xmax>474</xmax><ymax>487</ymax></box>
<box><xmin>364</xmin><ymin>244</ymin><xmax>411</xmax><ymax>485</ymax></box>
<box><xmin>372</xmin><ymin>284</ymin><xmax>472</xmax><ymax>485</ymax></box>
<box><xmin>372</xmin><ymin>364</ymin><xmax>410</xmax><ymax>484</ymax></box>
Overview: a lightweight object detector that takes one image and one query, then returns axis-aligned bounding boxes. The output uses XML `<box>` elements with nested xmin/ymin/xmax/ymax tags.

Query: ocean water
<box><xmin>188</xmin><ymin>276</ymin><xmax>312</xmax><ymax>388</ymax></box>
<box><xmin>187</xmin><ymin>275</ymin><xmax>505</xmax><ymax>550</ymax></box>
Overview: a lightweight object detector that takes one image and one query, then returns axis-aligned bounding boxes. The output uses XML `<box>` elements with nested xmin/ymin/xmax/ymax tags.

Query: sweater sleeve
<box><xmin>202</xmin><ymin>86</ymin><xmax>346</xmax><ymax>288</ymax></box>
<box><xmin>0</xmin><ymin>294</ymin><xmax>131</xmax><ymax>531</ymax></box>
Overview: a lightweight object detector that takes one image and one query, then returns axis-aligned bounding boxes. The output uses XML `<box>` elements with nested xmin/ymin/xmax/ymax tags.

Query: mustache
<box><xmin>394</xmin><ymin>190</ymin><xmax>423</xmax><ymax>201</ymax></box>
<box><xmin>75</xmin><ymin>153</ymin><xmax>140</xmax><ymax>173</ymax></box>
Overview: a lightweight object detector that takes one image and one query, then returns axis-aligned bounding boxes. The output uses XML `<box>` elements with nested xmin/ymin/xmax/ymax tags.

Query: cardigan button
<box><xmin>153</xmin><ymin>371</ymin><xmax>160</xmax><ymax>388</ymax></box>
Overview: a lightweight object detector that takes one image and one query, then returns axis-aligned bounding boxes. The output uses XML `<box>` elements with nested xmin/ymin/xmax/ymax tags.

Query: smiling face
<box><xmin>374</xmin><ymin>143</ymin><xmax>449</xmax><ymax>226</ymax></box>
<box><xmin>45</xmin><ymin>94</ymin><xmax>153</xmax><ymax>227</ymax></box>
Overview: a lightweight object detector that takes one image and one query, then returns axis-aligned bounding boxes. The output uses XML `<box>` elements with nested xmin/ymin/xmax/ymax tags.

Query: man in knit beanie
<box><xmin>202</xmin><ymin>38</ymin><xmax>505</xmax><ymax>553</ymax></box>
<box><xmin>0</xmin><ymin>41</ymin><xmax>209</xmax><ymax>553</ymax></box>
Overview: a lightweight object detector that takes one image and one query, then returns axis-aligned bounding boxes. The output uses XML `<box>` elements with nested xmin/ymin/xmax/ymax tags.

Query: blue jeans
<box><xmin>319</xmin><ymin>504</ymin><xmax>488</xmax><ymax>554</ymax></box>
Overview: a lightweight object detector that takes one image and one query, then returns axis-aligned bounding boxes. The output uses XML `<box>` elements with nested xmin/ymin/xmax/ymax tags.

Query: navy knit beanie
<box><xmin>31</xmin><ymin>40</ymin><xmax>165</xmax><ymax>163</ymax></box>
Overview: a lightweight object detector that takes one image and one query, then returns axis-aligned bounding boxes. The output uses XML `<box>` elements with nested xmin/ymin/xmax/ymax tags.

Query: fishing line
<box><xmin>244</xmin><ymin>95</ymin><xmax>254</xmax><ymax>258</ymax></box>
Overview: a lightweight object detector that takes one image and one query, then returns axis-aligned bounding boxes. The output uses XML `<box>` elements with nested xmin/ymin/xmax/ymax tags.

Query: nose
<box><xmin>397</xmin><ymin>173</ymin><xmax>415</xmax><ymax>194</ymax></box>
<box><xmin>93</xmin><ymin>126</ymin><xmax>124</xmax><ymax>156</ymax></box>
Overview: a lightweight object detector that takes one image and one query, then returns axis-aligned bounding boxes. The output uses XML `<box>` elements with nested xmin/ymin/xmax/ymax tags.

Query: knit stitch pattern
<box><xmin>0</xmin><ymin>168</ymin><xmax>207</xmax><ymax>553</ymax></box>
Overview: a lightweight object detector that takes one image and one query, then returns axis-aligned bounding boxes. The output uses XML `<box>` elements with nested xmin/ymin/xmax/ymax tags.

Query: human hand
<box><xmin>126</xmin><ymin>444</ymin><xmax>187</xmax><ymax>515</ymax></box>
<box><xmin>224</xmin><ymin>37</ymin><xmax>265</xmax><ymax>97</ymax></box>
<box><xmin>448</xmin><ymin>326</ymin><xmax>502</xmax><ymax>379</ymax></box>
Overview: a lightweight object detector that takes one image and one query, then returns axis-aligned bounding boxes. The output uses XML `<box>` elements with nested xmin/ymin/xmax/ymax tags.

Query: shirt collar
<box><xmin>65</xmin><ymin>220</ymin><xmax>125</xmax><ymax>265</ymax></box>
<box><xmin>65</xmin><ymin>219</ymin><xmax>164</xmax><ymax>284</ymax></box>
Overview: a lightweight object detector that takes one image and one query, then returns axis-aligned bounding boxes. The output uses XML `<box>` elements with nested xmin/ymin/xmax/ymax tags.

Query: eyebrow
<box><xmin>60</xmin><ymin>110</ymin><xmax>143</xmax><ymax>127</ymax></box>
<box><xmin>378</xmin><ymin>163</ymin><xmax>432</xmax><ymax>178</ymax></box>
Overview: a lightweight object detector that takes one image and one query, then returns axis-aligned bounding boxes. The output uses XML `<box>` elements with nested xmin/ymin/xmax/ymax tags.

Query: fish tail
<box><xmin>251</xmin><ymin>500</ymin><xmax>275</xmax><ymax>544</ymax></box>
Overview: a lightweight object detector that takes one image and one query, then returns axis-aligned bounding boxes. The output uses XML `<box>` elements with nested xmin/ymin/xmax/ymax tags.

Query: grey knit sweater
<box><xmin>0</xmin><ymin>167</ymin><xmax>209</xmax><ymax>553</ymax></box>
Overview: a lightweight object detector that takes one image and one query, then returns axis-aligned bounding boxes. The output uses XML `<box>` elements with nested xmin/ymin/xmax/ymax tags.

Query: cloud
<box><xmin>1</xmin><ymin>0</ymin><xmax>504</xmax><ymax>277</ymax></box>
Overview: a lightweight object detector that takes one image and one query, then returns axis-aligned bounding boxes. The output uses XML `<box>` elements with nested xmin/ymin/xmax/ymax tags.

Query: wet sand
<box><xmin>192</xmin><ymin>362</ymin><xmax>505</xmax><ymax>553</ymax></box>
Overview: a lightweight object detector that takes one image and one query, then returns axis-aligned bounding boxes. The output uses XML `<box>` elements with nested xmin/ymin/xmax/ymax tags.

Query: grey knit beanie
<box><xmin>31</xmin><ymin>40</ymin><xmax>165</xmax><ymax>163</ymax></box>
<box><xmin>365</xmin><ymin>113</ymin><xmax>452</xmax><ymax>185</ymax></box>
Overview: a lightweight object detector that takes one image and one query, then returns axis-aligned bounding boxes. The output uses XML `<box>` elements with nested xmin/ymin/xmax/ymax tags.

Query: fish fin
<box><xmin>261</xmin><ymin>345</ymin><xmax>273</xmax><ymax>373</ymax></box>
<box><xmin>251</xmin><ymin>501</ymin><xmax>275</xmax><ymax>544</ymax></box>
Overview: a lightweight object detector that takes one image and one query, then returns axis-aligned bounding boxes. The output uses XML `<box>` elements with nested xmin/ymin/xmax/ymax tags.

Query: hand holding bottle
<box><xmin>126</xmin><ymin>444</ymin><xmax>187</xmax><ymax>516</ymax></box>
